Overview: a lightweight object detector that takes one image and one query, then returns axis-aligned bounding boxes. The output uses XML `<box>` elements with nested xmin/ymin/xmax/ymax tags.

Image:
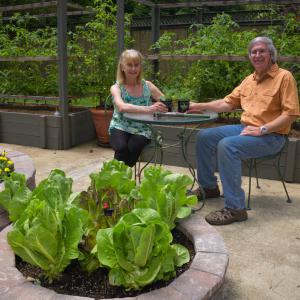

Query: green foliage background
<box><xmin>0</xmin><ymin>0</ymin><xmax>132</xmax><ymax>105</ymax></box>
<box><xmin>0</xmin><ymin>3</ymin><xmax>299</xmax><ymax>105</ymax></box>
<box><xmin>152</xmin><ymin>13</ymin><xmax>300</xmax><ymax>102</ymax></box>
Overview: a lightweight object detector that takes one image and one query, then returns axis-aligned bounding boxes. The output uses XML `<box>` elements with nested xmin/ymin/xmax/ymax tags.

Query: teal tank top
<box><xmin>109</xmin><ymin>79</ymin><xmax>152</xmax><ymax>139</ymax></box>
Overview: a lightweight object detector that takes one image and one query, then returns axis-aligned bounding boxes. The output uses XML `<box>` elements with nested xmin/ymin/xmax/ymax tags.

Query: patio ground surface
<box><xmin>1</xmin><ymin>140</ymin><xmax>300</xmax><ymax>300</ymax></box>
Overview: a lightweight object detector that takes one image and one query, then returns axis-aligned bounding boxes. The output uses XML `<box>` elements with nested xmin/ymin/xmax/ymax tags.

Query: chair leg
<box><xmin>254</xmin><ymin>159</ymin><xmax>260</xmax><ymax>189</ymax></box>
<box><xmin>275</xmin><ymin>155</ymin><xmax>292</xmax><ymax>203</ymax></box>
<box><xmin>247</xmin><ymin>159</ymin><xmax>253</xmax><ymax>210</ymax></box>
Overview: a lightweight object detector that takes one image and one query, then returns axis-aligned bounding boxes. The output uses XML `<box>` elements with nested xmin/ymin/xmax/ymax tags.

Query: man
<box><xmin>188</xmin><ymin>36</ymin><xmax>299</xmax><ymax>225</ymax></box>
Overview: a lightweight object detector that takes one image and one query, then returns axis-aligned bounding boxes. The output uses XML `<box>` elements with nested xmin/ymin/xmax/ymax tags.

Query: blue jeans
<box><xmin>196</xmin><ymin>124</ymin><xmax>286</xmax><ymax>209</ymax></box>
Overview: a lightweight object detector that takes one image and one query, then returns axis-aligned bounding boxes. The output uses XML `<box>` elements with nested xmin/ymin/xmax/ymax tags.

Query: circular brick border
<box><xmin>0</xmin><ymin>213</ymin><xmax>228</xmax><ymax>300</ymax></box>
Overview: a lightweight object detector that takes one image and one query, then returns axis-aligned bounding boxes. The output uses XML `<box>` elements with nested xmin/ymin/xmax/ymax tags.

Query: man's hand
<box><xmin>240</xmin><ymin>125</ymin><xmax>262</xmax><ymax>136</ymax></box>
<box><xmin>187</xmin><ymin>102</ymin><xmax>206</xmax><ymax>114</ymax></box>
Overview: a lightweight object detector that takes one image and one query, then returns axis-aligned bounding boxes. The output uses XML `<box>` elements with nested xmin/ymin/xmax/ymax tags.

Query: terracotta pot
<box><xmin>90</xmin><ymin>108</ymin><xmax>113</xmax><ymax>146</ymax></box>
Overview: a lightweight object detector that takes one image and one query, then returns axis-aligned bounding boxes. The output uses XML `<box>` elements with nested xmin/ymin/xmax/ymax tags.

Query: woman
<box><xmin>109</xmin><ymin>49</ymin><xmax>167</xmax><ymax>167</ymax></box>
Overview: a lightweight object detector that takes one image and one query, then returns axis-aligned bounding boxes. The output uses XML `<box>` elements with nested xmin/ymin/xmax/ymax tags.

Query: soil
<box><xmin>16</xmin><ymin>228</ymin><xmax>195</xmax><ymax>299</ymax></box>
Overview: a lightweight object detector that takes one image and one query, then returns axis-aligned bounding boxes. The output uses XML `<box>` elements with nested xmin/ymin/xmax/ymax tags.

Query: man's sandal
<box><xmin>205</xmin><ymin>208</ymin><xmax>248</xmax><ymax>225</ymax></box>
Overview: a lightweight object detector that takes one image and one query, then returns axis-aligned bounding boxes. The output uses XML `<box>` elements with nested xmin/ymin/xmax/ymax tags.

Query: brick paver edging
<box><xmin>0</xmin><ymin>213</ymin><xmax>228</xmax><ymax>300</ymax></box>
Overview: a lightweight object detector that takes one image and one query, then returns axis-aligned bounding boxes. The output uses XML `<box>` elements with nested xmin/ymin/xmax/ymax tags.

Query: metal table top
<box><xmin>123</xmin><ymin>111</ymin><xmax>218</xmax><ymax>125</ymax></box>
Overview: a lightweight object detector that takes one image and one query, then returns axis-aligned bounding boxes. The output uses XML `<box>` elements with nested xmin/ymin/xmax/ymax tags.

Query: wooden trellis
<box><xmin>116</xmin><ymin>0</ymin><xmax>300</xmax><ymax>75</ymax></box>
<box><xmin>0</xmin><ymin>1</ymin><xmax>94</xmax><ymax>148</ymax></box>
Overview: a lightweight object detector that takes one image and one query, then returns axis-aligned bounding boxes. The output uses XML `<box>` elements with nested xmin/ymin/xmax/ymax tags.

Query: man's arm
<box><xmin>188</xmin><ymin>98</ymin><xmax>235</xmax><ymax>113</ymax></box>
<box><xmin>241</xmin><ymin>114</ymin><xmax>298</xmax><ymax>136</ymax></box>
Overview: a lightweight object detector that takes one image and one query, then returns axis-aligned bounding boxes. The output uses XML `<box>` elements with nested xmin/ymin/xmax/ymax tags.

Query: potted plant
<box><xmin>162</xmin><ymin>87</ymin><xmax>192</xmax><ymax>113</ymax></box>
<box><xmin>90</xmin><ymin>95</ymin><xmax>114</xmax><ymax>147</ymax></box>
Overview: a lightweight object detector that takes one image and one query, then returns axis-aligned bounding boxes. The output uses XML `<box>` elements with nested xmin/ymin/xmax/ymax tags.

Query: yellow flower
<box><xmin>0</xmin><ymin>156</ymin><xmax>7</xmax><ymax>161</ymax></box>
<box><xmin>4</xmin><ymin>167</ymin><xmax>10</xmax><ymax>172</ymax></box>
<box><xmin>1</xmin><ymin>151</ymin><xmax>7</xmax><ymax>156</ymax></box>
<box><xmin>7</xmin><ymin>160</ymin><xmax>13</xmax><ymax>165</ymax></box>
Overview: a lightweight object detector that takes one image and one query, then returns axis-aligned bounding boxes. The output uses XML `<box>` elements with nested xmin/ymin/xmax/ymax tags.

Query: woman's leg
<box><xmin>127</xmin><ymin>134</ymin><xmax>151</xmax><ymax>167</ymax></box>
<box><xmin>110</xmin><ymin>129</ymin><xmax>150</xmax><ymax>167</ymax></box>
<box><xmin>109</xmin><ymin>129</ymin><xmax>131</xmax><ymax>165</ymax></box>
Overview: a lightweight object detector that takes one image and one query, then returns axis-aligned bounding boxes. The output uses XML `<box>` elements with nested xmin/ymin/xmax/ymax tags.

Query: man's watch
<box><xmin>260</xmin><ymin>125</ymin><xmax>268</xmax><ymax>135</ymax></box>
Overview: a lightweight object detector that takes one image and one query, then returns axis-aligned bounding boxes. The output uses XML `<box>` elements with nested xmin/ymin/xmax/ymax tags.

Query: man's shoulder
<box><xmin>277</xmin><ymin>67</ymin><xmax>294</xmax><ymax>78</ymax></box>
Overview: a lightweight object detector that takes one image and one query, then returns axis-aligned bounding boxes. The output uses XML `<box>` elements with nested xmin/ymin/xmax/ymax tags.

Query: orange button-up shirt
<box><xmin>224</xmin><ymin>64</ymin><xmax>299</xmax><ymax>135</ymax></box>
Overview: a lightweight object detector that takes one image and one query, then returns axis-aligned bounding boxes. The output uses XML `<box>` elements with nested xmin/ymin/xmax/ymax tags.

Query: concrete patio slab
<box><xmin>0</xmin><ymin>140</ymin><xmax>300</xmax><ymax>300</ymax></box>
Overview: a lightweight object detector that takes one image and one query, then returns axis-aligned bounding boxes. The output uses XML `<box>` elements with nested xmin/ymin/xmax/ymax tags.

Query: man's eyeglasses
<box><xmin>250</xmin><ymin>49</ymin><xmax>269</xmax><ymax>56</ymax></box>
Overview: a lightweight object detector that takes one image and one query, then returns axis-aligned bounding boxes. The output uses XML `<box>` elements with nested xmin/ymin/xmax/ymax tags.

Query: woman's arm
<box><xmin>146</xmin><ymin>80</ymin><xmax>164</xmax><ymax>101</ymax></box>
<box><xmin>110</xmin><ymin>84</ymin><xmax>167</xmax><ymax>113</ymax></box>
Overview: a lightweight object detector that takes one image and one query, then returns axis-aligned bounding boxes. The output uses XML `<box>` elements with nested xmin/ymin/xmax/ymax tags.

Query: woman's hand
<box><xmin>240</xmin><ymin>125</ymin><xmax>261</xmax><ymax>136</ymax></box>
<box><xmin>149</xmin><ymin>101</ymin><xmax>168</xmax><ymax>113</ymax></box>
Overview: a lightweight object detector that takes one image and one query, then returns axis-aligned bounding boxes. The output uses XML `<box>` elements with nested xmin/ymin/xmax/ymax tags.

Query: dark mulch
<box><xmin>16</xmin><ymin>228</ymin><xmax>195</xmax><ymax>299</ymax></box>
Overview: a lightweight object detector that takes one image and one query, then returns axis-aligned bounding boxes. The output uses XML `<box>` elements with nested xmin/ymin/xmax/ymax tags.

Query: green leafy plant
<box><xmin>132</xmin><ymin>166</ymin><xmax>197</xmax><ymax>230</ymax></box>
<box><xmin>0</xmin><ymin>0</ymin><xmax>132</xmax><ymax>103</ymax></box>
<box><xmin>152</xmin><ymin>13</ymin><xmax>300</xmax><ymax>101</ymax></box>
<box><xmin>7</xmin><ymin>169</ymin><xmax>88</xmax><ymax>282</ymax></box>
<box><xmin>78</xmin><ymin>159</ymin><xmax>136</xmax><ymax>273</ymax></box>
<box><xmin>0</xmin><ymin>150</ymin><xmax>15</xmax><ymax>181</ymax></box>
<box><xmin>4</xmin><ymin>161</ymin><xmax>195</xmax><ymax>288</ymax></box>
<box><xmin>0</xmin><ymin>172</ymin><xmax>31</xmax><ymax>222</ymax></box>
<box><xmin>96</xmin><ymin>208</ymin><xmax>190</xmax><ymax>290</ymax></box>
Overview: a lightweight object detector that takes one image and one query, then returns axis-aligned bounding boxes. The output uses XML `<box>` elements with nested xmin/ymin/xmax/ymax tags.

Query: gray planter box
<box><xmin>0</xmin><ymin>108</ymin><xmax>95</xmax><ymax>150</ymax></box>
<box><xmin>140</xmin><ymin>125</ymin><xmax>300</xmax><ymax>183</ymax></box>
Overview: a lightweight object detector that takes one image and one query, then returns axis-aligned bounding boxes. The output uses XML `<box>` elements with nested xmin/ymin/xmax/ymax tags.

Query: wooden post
<box><xmin>151</xmin><ymin>5</ymin><xmax>160</xmax><ymax>81</ymax></box>
<box><xmin>117</xmin><ymin>0</ymin><xmax>125</xmax><ymax>58</ymax></box>
<box><xmin>57</xmin><ymin>0</ymin><xmax>70</xmax><ymax>149</ymax></box>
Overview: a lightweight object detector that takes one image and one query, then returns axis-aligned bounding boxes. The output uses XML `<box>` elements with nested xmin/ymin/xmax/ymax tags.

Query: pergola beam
<box><xmin>132</xmin><ymin>0</ymin><xmax>300</xmax><ymax>8</ymax></box>
<box><xmin>158</xmin><ymin>1</ymin><xmax>300</xmax><ymax>9</ymax></box>
<box><xmin>0</xmin><ymin>1</ymin><xmax>90</xmax><ymax>13</ymax></box>
<box><xmin>134</xmin><ymin>0</ymin><xmax>156</xmax><ymax>8</ymax></box>
<box><xmin>0</xmin><ymin>1</ymin><xmax>58</xmax><ymax>12</ymax></box>
<box><xmin>147</xmin><ymin>54</ymin><xmax>300</xmax><ymax>63</ymax></box>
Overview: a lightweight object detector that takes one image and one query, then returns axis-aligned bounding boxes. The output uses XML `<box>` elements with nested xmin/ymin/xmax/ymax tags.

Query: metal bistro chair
<box><xmin>244</xmin><ymin>137</ymin><xmax>292</xmax><ymax>210</ymax></box>
<box><xmin>134</xmin><ymin>130</ymin><xmax>163</xmax><ymax>182</ymax></box>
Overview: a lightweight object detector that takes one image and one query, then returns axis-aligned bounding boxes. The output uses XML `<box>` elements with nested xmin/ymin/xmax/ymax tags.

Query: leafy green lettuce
<box><xmin>7</xmin><ymin>169</ymin><xmax>88</xmax><ymax>282</ymax></box>
<box><xmin>0</xmin><ymin>172</ymin><xmax>32</xmax><ymax>222</ymax></box>
<box><xmin>78</xmin><ymin>159</ymin><xmax>136</xmax><ymax>274</ymax></box>
<box><xmin>133</xmin><ymin>166</ymin><xmax>197</xmax><ymax>229</ymax></box>
<box><xmin>96</xmin><ymin>208</ymin><xmax>189</xmax><ymax>290</ymax></box>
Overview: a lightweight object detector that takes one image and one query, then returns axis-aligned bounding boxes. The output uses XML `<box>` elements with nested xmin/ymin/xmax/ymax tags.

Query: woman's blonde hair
<box><xmin>116</xmin><ymin>49</ymin><xmax>143</xmax><ymax>84</ymax></box>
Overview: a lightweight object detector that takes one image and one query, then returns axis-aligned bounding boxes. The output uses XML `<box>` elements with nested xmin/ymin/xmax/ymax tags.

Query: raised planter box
<box><xmin>140</xmin><ymin>125</ymin><xmax>300</xmax><ymax>183</ymax></box>
<box><xmin>0</xmin><ymin>106</ymin><xmax>95</xmax><ymax>150</ymax></box>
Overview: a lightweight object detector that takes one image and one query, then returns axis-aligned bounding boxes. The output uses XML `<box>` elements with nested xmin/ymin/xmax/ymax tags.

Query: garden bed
<box><xmin>16</xmin><ymin>229</ymin><xmax>195</xmax><ymax>299</ymax></box>
<box><xmin>0</xmin><ymin>104</ymin><xmax>95</xmax><ymax>150</ymax></box>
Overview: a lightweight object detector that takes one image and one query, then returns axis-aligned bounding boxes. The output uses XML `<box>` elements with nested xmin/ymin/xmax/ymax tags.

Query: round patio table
<box><xmin>124</xmin><ymin>111</ymin><xmax>218</xmax><ymax>208</ymax></box>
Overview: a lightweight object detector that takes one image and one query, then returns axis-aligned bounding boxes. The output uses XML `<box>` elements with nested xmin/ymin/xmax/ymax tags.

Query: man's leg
<box><xmin>217</xmin><ymin>133</ymin><xmax>286</xmax><ymax>210</ymax></box>
<box><xmin>205</xmin><ymin>133</ymin><xmax>286</xmax><ymax>225</ymax></box>
<box><xmin>196</xmin><ymin>125</ymin><xmax>243</xmax><ymax>189</ymax></box>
